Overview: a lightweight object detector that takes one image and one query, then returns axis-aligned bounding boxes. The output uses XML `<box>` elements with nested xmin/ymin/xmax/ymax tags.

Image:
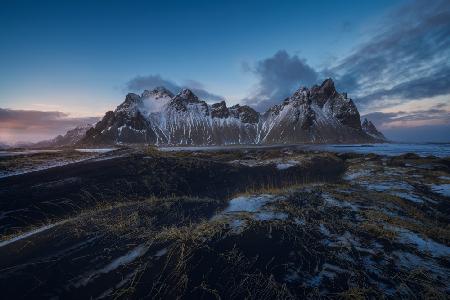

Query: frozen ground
<box><xmin>0</xmin><ymin>148</ymin><xmax>126</xmax><ymax>178</ymax></box>
<box><xmin>0</xmin><ymin>149</ymin><xmax>62</xmax><ymax>157</ymax></box>
<box><xmin>159</xmin><ymin>143</ymin><xmax>450</xmax><ymax>158</ymax></box>
<box><xmin>0</xmin><ymin>147</ymin><xmax>449</xmax><ymax>299</ymax></box>
<box><xmin>431</xmin><ymin>183</ymin><xmax>450</xmax><ymax>197</ymax></box>
<box><xmin>75</xmin><ymin>148</ymin><xmax>117</xmax><ymax>153</ymax></box>
<box><xmin>0</xmin><ymin>156</ymin><xmax>95</xmax><ymax>178</ymax></box>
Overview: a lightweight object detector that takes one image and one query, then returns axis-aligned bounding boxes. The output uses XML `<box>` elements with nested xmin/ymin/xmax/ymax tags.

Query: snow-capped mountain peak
<box><xmin>177</xmin><ymin>89</ymin><xmax>200</xmax><ymax>102</ymax></box>
<box><xmin>116</xmin><ymin>93</ymin><xmax>142</xmax><ymax>115</ymax></box>
<box><xmin>80</xmin><ymin>79</ymin><xmax>385</xmax><ymax>146</ymax></box>
<box><xmin>141</xmin><ymin>86</ymin><xmax>174</xmax><ymax>99</ymax></box>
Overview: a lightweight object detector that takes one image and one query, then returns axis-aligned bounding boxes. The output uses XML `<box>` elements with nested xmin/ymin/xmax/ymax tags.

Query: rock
<box><xmin>78</xmin><ymin>79</ymin><xmax>384</xmax><ymax>146</ymax></box>
<box><xmin>211</xmin><ymin>101</ymin><xmax>229</xmax><ymax>118</ymax></box>
<box><xmin>32</xmin><ymin>124</ymin><xmax>94</xmax><ymax>148</ymax></box>
<box><xmin>229</xmin><ymin>104</ymin><xmax>259</xmax><ymax>124</ymax></box>
<box><xmin>362</xmin><ymin>118</ymin><xmax>386</xmax><ymax>141</ymax></box>
<box><xmin>310</xmin><ymin>78</ymin><xmax>337</xmax><ymax>107</ymax></box>
<box><xmin>141</xmin><ymin>86</ymin><xmax>174</xmax><ymax>99</ymax></box>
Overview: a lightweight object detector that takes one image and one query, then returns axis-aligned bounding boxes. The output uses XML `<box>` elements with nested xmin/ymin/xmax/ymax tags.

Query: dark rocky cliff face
<box><xmin>307</xmin><ymin>79</ymin><xmax>361</xmax><ymax>129</ymax></box>
<box><xmin>229</xmin><ymin>104</ymin><xmax>260</xmax><ymax>124</ymax></box>
<box><xmin>258</xmin><ymin>79</ymin><xmax>373</xmax><ymax>144</ymax></box>
<box><xmin>32</xmin><ymin>124</ymin><xmax>93</xmax><ymax>148</ymax></box>
<box><xmin>79</xmin><ymin>79</ymin><xmax>384</xmax><ymax>146</ymax></box>
<box><xmin>362</xmin><ymin>118</ymin><xmax>387</xmax><ymax>141</ymax></box>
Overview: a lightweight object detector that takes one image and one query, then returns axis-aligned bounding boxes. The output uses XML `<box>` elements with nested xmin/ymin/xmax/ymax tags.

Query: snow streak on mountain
<box><xmin>81</xmin><ymin>79</ymin><xmax>385</xmax><ymax>146</ymax></box>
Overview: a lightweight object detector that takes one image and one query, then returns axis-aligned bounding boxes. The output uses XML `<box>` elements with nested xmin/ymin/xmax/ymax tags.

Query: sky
<box><xmin>0</xmin><ymin>0</ymin><xmax>449</xmax><ymax>144</ymax></box>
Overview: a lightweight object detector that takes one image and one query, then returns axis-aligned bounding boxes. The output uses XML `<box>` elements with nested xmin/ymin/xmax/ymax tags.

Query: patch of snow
<box><xmin>322</xmin><ymin>193</ymin><xmax>359</xmax><ymax>211</ymax></box>
<box><xmin>141</xmin><ymin>95</ymin><xmax>171</xmax><ymax>114</ymax></box>
<box><xmin>390</xmin><ymin>191</ymin><xmax>424</xmax><ymax>203</ymax></box>
<box><xmin>224</xmin><ymin>194</ymin><xmax>280</xmax><ymax>213</ymax></box>
<box><xmin>430</xmin><ymin>184</ymin><xmax>450</xmax><ymax>197</ymax></box>
<box><xmin>276</xmin><ymin>160</ymin><xmax>298</xmax><ymax>170</ymax></box>
<box><xmin>393</xmin><ymin>251</ymin><xmax>450</xmax><ymax>288</ymax></box>
<box><xmin>229</xmin><ymin>219</ymin><xmax>246</xmax><ymax>232</ymax></box>
<box><xmin>365</xmin><ymin>181</ymin><xmax>412</xmax><ymax>193</ymax></box>
<box><xmin>254</xmin><ymin>211</ymin><xmax>288</xmax><ymax>221</ymax></box>
<box><xmin>229</xmin><ymin>158</ymin><xmax>300</xmax><ymax>170</ymax></box>
<box><xmin>307</xmin><ymin>263</ymin><xmax>348</xmax><ymax>287</ymax></box>
<box><xmin>100</xmin><ymin>244</ymin><xmax>149</xmax><ymax>273</ymax></box>
<box><xmin>154</xmin><ymin>248</ymin><xmax>168</xmax><ymax>257</ymax></box>
<box><xmin>77</xmin><ymin>244</ymin><xmax>149</xmax><ymax>287</ymax></box>
<box><xmin>0</xmin><ymin>221</ymin><xmax>65</xmax><ymax>248</ymax></box>
<box><xmin>365</xmin><ymin>183</ymin><xmax>391</xmax><ymax>192</ymax></box>
<box><xmin>294</xmin><ymin>217</ymin><xmax>305</xmax><ymax>225</ymax></box>
<box><xmin>319</xmin><ymin>224</ymin><xmax>331</xmax><ymax>237</ymax></box>
<box><xmin>75</xmin><ymin>148</ymin><xmax>116</xmax><ymax>153</ymax></box>
<box><xmin>394</xmin><ymin>228</ymin><xmax>450</xmax><ymax>258</ymax></box>
<box><xmin>212</xmin><ymin>194</ymin><xmax>288</xmax><ymax>230</ymax></box>
<box><xmin>343</xmin><ymin>169</ymin><xmax>370</xmax><ymax>181</ymax></box>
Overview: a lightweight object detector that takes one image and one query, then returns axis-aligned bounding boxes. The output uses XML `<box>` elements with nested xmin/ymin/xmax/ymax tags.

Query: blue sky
<box><xmin>0</xmin><ymin>0</ymin><xmax>449</xmax><ymax>143</ymax></box>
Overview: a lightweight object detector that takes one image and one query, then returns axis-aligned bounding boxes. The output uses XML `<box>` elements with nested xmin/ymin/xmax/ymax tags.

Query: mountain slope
<box><xmin>83</xmin><ymin>87</ymin><xmax>260</xmax><ymax>145</ymax></box>
<box><xmin>362</xmin><ymin>118</ymin><xmax>387</xmax><ymax>141</ymax></box>
<box><xmin>80</xmin><ymin>79</ymin><xmax>384</xmax><ymax>146</ymax></box>
<box><xmin>32</xmin><ymin>124</ymin><xmax>94</xmax><ymax>148</ymax></box>
<box><xmin>258</xmin><ymin>79</ymin><xmax>373</xmax><ymax>143</ymax></box>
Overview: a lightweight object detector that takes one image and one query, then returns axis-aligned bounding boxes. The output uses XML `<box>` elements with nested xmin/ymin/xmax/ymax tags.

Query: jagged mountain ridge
<box><xmin>81</xmin><ymin>79</ymin><xmax>385</xmax><ymax>145</ymax></box>
<box><xmin>33</xmin><ymin>124</ymin><xmax>93</xmax><ymax>148</ymax></box>
<box><xmin>362</xmin><ymin>118</ymin><xmax>386</xmax><ymax>140</ymax></box>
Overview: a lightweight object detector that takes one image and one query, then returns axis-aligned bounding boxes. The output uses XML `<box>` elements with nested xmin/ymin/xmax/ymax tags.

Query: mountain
<box><xmin>82</xmin><ymin>87</ymin><xmax>260</xmax><ymax>145</ymax></box>
<box><xmin>0</xmin><ymin>142</ymin><xmax>10</xmax><ymax>150</ymax></box>
<box><xmin>258</xmin><ymin>79</ymin><xmax>373</xmax><ymax>143</ymax></box>
<box><xmin>33</xmin><ymin>124</ymin><xmax>94</xmax><ymax>148</ymax></box>
<box><xmin>80</xmin><ymin>79</ymin><xmax>385</xmax><ymax>146</ymax></box>
<box><xmin>362</xmin><ymin>118</ymin><xmax>387</xmax><ymax>141</ymax></box>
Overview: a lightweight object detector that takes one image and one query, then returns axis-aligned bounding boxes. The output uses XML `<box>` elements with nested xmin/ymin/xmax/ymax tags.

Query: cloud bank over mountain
<box><xmin>242</xmin><ymin>50</ymin><xmax>318</xmax><ymax>112</ymax></box>
<box><xmin>126</xmin><ymin>75</ymin><xmax>225</xmax><ymax>103</ymax></box>
<box><xmin>0</xmin><ymin>109</ymin><xmax>99</xmax><ymax>144</ymax></box>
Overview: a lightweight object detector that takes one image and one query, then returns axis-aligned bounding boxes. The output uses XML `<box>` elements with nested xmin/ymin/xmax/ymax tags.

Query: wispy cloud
<box><xmin>328</xmin><ymin>0</ymin><xmax>450</xmax><ymax>110</ymax></box>
<box><xmin>0</xmin><ymin>108</ymin><xmax>99</xmax><ymax>144</ymax></box>
<box><xmin>241</xmin><ymin>0</ymin><xmax>450</xmax><ymax>117</ymax></box>
<box><xmin>362</xmin><ymin>104</ymin><xmax>450</xmax><ymax>142</ymax></box>
<box><xmin>125</xmin><ymin>74</ymin><xmax>225</xmax><ymax>102</ymax></box>
<box><xmin>364</xmin><ymin>107</ymin><xmax>450</xmax><ymax>129</ymax></box>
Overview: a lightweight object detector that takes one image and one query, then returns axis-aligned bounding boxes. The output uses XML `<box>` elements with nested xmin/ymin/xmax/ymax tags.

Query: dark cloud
<box><xmin>242</xmin><ymin>50</ymin><xmax>318</xmax><ymax>111</ymax></box>
<box><xmin>126</xmin><ymin>75</ymin><xmax>180</xmax><ymax>94</ymax></box>
<box><xmin>0</xmin><ymin>108</ymin><xmax>99</xmax><ymax>144</ymax></box>
<box><xmin>242</xmin><ymin>0</ymin><xmax>450</xmax><ymax>114</ymax></box>
<box><xmin>328</xmin><ymin>0</ymin><xmax>450</xmax><ymax>110</ymax></box>
<box><xmin>125</xmin><ymin>75</ymin><xmax>225</xmax><ymax>102</ymax></box>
